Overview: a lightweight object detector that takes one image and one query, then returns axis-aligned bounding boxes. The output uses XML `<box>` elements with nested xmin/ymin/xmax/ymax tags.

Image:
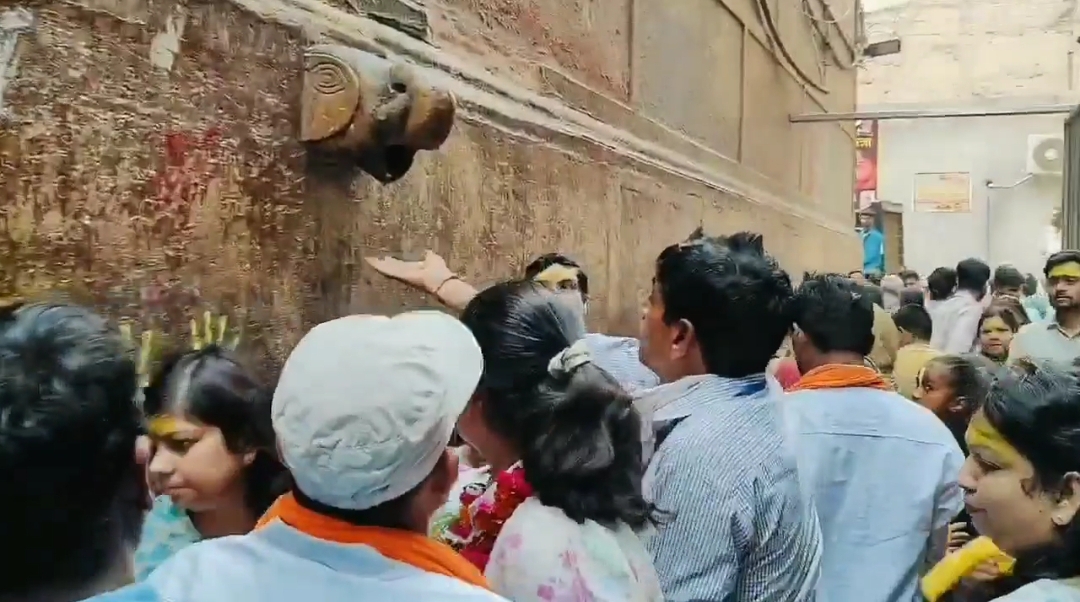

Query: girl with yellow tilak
<box><xmin>133</xmin><ymin>345</ymin><xmax>287</xmax><ymax>580</ymax></box>
<box><xmin>923</xmin><ymin>359</ymin><xmax>1080</xmax><ymax>601</ymax></box>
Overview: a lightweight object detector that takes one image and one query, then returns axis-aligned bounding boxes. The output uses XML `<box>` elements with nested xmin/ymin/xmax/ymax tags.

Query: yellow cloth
<box><xmin>922</xmin><ymin>536</ymin><xmax>1015</xmax><ymax>601</ymax></box>
<box><xmin>869</xmin><ymin>305</ymin><xmax>900</xmax><ymax>374</ymax></box>
<box><xmin>893</xmin><ymin>343</ymin><xmax>942</xmax><ymax>399</ymax></box>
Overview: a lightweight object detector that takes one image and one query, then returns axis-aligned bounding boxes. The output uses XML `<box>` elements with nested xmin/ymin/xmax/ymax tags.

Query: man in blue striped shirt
<box><xmin>636</xmin><ymin>230</ymin><xmax>822</xmax><ymax>602</ymax></box>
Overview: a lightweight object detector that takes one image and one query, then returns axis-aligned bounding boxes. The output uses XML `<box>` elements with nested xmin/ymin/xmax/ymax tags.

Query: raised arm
<box><xmin>365</xmin><ymin>251</ymin><xmax>478</xmax><ymax>312</ymax></box>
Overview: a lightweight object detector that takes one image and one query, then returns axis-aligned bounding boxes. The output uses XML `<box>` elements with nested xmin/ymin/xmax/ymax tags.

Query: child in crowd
<box><xmin>976</xmin><ymin>304</ymin><xmax>1024</xmax><ymax>365</ymax></box>
<box><xmin>893</xmin><ymin>304</ymin><xmax>941</xmax><ymax>399</ymax></box>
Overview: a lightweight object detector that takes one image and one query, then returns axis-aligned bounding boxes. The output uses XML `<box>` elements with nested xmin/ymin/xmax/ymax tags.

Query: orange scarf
<box><xmin>257</xmin><ymin>493</ymin><xmax>490</xmax><ymax>590</ymax></box>
<box><xmin>789</xmin><ymin>364</ymin><xmax>890</xmax><ymax>392</ymax></box>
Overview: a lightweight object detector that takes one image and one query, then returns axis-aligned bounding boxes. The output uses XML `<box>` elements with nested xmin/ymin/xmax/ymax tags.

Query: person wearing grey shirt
<box><xmin>1010</xmin><ymin>250</ymin><xmax>1080</xmax><ymax>365</ymax></box>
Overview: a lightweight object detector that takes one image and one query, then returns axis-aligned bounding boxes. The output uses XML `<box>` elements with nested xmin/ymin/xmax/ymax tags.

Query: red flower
<box><xmin>455</xmin><ymin>465</ymin><xmax>534</xmax><ymax>571</ymax></box>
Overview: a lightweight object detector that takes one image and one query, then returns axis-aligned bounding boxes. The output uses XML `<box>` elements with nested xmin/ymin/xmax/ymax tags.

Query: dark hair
<box><xmin>0</xmin><ymin>302</ymin><xmax>142</xmax><ymax>597</ymax></box>
<box><xmin>293</xmin><ymin>453</ymin><xmax>448</xmax><ymax>530</ymax></box>
<box><xmin>962</xmin><ymin>361</ymin><xmax>1080</xmax><ymax>600</ymax></box>
<box><xmin>899</xmin><ymin>269</ymin><xmax>920</xmax><ymax>282</ymax></box>
<box><xmin>790</xmin><ymin>273</ymin><xmax>875</xmax><ymax>357</ymax></box>
<box><xmin>655</xmin><ymin>230</ymin><xmax>793</xmax><ymax>377</ymax></box>
<box><xmin>899</xmin><ymin>286</ymin><xmax>925</xmax><ymax>307</ymax></box>
<box><xmin>994</xmin><ymin>265</ymin><xmax>1026</xmax><ymax>291</ymax></box>
<box><xmin>1023</xmin><ymin>273</ymin><xmax>1040</xmax><ymax>297</ymax></box>
<box><xmin>956</xmin><ymin>258</ymin><xmax>991</xmax><ymax>293</ymax></box>
<box><xmin>925</xmin><ymin>354</ymin><xmax>990</xmax><ymax>409</ymax></box>
<box><xmin>460</xmin><ymin>280</ymin><xmax>654</xmax><ymax>530</ymax></box>
<box><xmin>983</xmin><ymin>298</ymin><xmax>1030</xmax><ymax>330</ymax></box>
<box><xmin>893</xmin><ymin>303</ymin><xmax>933</xmax><ymax>341</ymax></box>
<box><xmin>860</xmin><ymin>284</ymin><xmax>885</xmax><ymax>307</ymax></box>
<box><xmin>1044</xmin><ymin>250</ymin><xmax>1080</xmax><ymax>278</ymax></box>
<box><xmin>927</xmin><ymin>267</ymin><xmax>957</xmax><ymax>301</ymax></box>
<box><xmin>524</xmin><ymin>253</ymin><xmax>589</xmax><ymax>299</ymax></box>
<box><xmin>923</xmin><ymin>354</ymin><xmax>991</xmax><ymax>446</ymax></box>
<box><xmin>143</xmin><ymin>346</ymin><xmax>288</xmax><ymax>515</ymax></box>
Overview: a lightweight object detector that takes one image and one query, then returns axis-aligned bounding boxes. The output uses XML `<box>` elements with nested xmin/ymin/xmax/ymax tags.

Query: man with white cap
<box><xmin>132</xmin><ymin>311</ymin><xmax>506</xmax><ymax>602</ymax></box>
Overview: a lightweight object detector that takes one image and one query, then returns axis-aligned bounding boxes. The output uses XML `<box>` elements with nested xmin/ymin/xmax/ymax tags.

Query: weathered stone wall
<box><xmin>0</xmin><ymin>0</ymin><xmax>859</xmax><ymax>374</ymax></box>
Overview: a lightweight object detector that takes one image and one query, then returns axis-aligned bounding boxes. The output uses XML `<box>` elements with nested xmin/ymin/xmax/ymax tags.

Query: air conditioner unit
<box><xmin>1027</xmin><ymin>134</ymin><xmax>1065</xmax><ymax>175</ymax></box>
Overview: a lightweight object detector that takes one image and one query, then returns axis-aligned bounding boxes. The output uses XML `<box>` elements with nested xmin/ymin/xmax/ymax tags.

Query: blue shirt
<box><xmin>134</xmin><ymin>496</ymin><xmax>202</xmax><ymax>580</ymax></box>
<box><xmin>782</xmin><ymin>386</ymin><xmax>964</xmax><ymax>602</ymax></box>
<box><xmin>84</xmin><ymin>584</ymin><xmax>160</xmax><ymax>602</ymax></box>
<box><xmin>583</xmin><ymin>333</ymin><xmax>659</xmax><ymax>393</ymax></box>
<box><xmin>87</xmin><ymin>522</ymin><xmax>506</xmax><ymax>602</ymax></box>
<box><xmin>861</xmin><ymin>228</ymin><xmax>885</xmax><ymax>274</ymax></box>
<box><xmin>642</xmin><ymin>374</ymin><xmax>822</xmax><ymax>602</ymax></box>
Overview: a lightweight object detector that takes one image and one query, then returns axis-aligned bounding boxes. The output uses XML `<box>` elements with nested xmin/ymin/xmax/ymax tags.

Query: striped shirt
<box><xmin>584</xmin><ymin>334</ymin><xmax>660</xmax><ymax>393</ymax></box>
<box><xmin>642</xmin><ymin>374</ymin><xmax>822</xmax><ymax>602</ymax></box>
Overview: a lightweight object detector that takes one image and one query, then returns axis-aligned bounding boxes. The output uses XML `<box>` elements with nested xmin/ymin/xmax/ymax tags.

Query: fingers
<box><xmin>135</xmin><ymin>435</ymin><xmax>153</xmax><ymax>465</ymax></box>
<box><xmin>969</xmin><ymin>562</ymin><xmax>1001</xmax><ymax>581</ymax></box>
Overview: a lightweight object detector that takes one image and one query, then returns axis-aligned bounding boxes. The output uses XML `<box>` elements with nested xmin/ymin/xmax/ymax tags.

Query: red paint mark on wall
<box><xmin>148</xmin><ymin>127</ymin><xmax>224</xmax><ymax>239</ymax></box>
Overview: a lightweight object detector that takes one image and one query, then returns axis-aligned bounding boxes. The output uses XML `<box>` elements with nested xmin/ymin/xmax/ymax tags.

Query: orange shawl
<box><xmin>789</xmin><ymin>364</ymin><xmax>891</xmax><ymax>392</ymax></box>
<box><xmin>257</xmin><ymin>493</ymin><xmax>490</xmax><ymax>590</ymax></box>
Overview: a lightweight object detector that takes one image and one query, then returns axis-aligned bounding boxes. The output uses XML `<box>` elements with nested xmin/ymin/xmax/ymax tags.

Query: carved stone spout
<box><xmin>299</xmin><ymin>44</ymin><xmax>456</xmax><ymax>183</ymax></box>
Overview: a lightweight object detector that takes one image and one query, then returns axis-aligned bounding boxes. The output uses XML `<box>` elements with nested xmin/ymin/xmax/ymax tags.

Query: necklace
<box><xmin>442</xmin><ymin>462</ymin><xmax>533</xmax><ymax>570</ymax></box>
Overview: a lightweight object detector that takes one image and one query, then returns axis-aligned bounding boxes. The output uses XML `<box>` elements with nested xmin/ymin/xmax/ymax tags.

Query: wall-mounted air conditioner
<box><xmin>1027</xmin><ymin>134</ymin><xmax>1065</xmax><ymax>175</ymax></box>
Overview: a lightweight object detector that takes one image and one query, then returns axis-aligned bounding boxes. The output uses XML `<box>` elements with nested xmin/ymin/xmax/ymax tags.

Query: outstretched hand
<box><xmin>365</xmin><ymin>250</ymin><xmax>455</xmax><ymax>294</ymax></box>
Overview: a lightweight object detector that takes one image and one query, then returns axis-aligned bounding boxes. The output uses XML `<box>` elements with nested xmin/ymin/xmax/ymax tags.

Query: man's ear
<box><xmin>671</xmin><ymin>318</ymin><xmax>695</xmax><ymax>359</ymax></box>
<box><xmin>1053</xmin><ymin>471</ymin><xmax>1080</xmax><ymax>527</ymax></box>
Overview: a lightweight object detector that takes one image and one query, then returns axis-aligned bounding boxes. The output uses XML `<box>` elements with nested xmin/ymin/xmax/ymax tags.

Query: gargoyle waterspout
<box><xmin>299</xmin><ymin>44</ymin><xmax>456</xmax><ymax>183</ymax></box>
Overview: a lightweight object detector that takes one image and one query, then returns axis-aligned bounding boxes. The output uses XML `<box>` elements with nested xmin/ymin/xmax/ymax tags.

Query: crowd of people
<box><xmin>3</xmin><ymin>229</ymin><xmax>1080</xmax><ymax>602</ymax></box>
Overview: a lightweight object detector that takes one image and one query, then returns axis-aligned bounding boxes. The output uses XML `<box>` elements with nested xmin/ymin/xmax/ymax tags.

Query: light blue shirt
<box><xmin>583</xmin><ymin>333</ymin><xmax>659</xmax><ymax>393</ymax></box>
<box><xmin>107</xmin><ymin>522</ymin><xmax>506</xmax><ymax>602</ymax></box>
<box><xmin>643</xmin><ymin>374</ymin><xmax>822</xmax><ymax>602</ymax></box>
<box><xmin>134</xmin><ymin>496</ymin><xmax>202</xmax><ymax>580</ymax></box>
<box><xmin>782</xmin><ymin>387</ymin><xmax>964</xmax><ymax>602</ymax></box>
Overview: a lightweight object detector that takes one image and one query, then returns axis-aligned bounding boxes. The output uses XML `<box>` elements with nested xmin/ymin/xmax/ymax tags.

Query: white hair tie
<box><xmin>548</xmin><ymin>338</ymin><xmax>592</xmax><ymax>377</ymax></box>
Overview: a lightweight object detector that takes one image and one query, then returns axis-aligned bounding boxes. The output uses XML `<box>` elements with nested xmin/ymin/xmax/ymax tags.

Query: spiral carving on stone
<box><xmin>310</xmin><ymin>61</ymin><xmax>347</xmax><ymax>95</ymax></box>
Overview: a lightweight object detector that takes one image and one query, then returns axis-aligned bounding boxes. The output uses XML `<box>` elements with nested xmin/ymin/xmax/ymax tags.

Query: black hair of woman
<box><xmin>923</xmin><ymin>354</ymin><xmax>991</xmax><ymax>449</ymax></box>
<box><xmin>959</xmin><ymin>360</ymin><xmax>1080</xmax><ymax>601</ymax></box>
<box><xmin>928</xmin><ymin>267</ymin><xmax>958</xmax><ymax>301</ymax></box>
<box><xmin>143</xmin><ymin>345</ymin><xmax>289</xmax><ymax>515</ymax></box>
<box><xmin>1023</xmin><ymin>273</ymin><xmax>1040</xmax><ymax>297</ymax></box>
<box><xmin>459</xmin><ymin>279</ymin><xmax>657</xmax><ymax>530</ymax></box>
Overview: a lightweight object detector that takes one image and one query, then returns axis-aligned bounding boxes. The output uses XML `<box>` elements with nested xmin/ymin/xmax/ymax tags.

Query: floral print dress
<box><xmin>433</xmin><ymin>465</ymin><xmax>662</xmax><ymax>602</ymax></box>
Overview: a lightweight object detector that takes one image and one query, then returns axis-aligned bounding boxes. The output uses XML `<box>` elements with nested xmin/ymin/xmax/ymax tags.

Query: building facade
<box><xmin>858</xmin><ymin>0</ymin><xmax>1076</xmax><ymax>275</ymax></box>
<box><xmin>0</xmin><ymin>0</ymin><xmax>860</xmax><ymax>370</ymax></box>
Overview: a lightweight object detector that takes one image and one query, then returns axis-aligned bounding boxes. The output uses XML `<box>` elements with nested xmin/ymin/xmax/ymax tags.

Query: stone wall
<box><xmin>0</xmin><ymin>0</ymin><xmax>859</xmax><ymax>374</ymax></box>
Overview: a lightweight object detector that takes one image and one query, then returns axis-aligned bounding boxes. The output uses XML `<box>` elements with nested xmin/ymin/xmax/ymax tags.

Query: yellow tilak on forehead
<box><xmin>966</xmin><ymin>413</ymin><xmax>1024</xmax><ymax>465</ymax></box>
<box><xmin>533</xmin><ymin>264</ymin><xmax>580</xmax><ymax>287</ymax></box>
<box><xmin>147</xmin><ymin>415</ymin><xmax>181</xmax><ymax>438</ymax></box>
<box><xmin>1049</xmin><ymin>261</ymin><xmax>1080</xmax><ymax>279</ymax></box>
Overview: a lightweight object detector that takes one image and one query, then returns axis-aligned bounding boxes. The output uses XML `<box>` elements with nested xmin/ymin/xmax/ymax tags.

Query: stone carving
<box><xmin>299</xmin><ymin>44</ymin><xmax>456</xmax><ymax>183</ymax></box>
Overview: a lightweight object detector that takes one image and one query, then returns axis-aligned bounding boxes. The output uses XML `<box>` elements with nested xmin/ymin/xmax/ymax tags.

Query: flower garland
<box><xmin>442</xmin><ymin>463</ymin><xmax>533</xmax><ymax>570</ymax></box>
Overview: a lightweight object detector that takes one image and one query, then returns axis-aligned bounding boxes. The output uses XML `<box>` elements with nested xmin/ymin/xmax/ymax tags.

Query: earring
<box><xmin>1053</xmin><ymin>514</ymin><xmax>1069</xmax><ymax>526</ymax></box>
